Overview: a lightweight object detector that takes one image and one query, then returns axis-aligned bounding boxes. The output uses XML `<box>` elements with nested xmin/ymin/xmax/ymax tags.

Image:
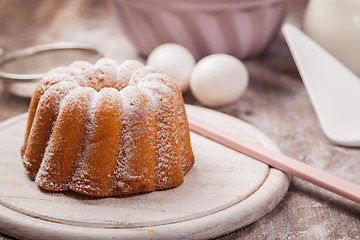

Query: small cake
<box><xmin>21</xmin><ymin>58</ymin><xmax>194</xmax><ymax>197</ymax></box>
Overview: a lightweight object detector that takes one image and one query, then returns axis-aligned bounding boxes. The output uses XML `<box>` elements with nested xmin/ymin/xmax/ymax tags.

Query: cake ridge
<box><xmin>35</xmin><ymin>87</ymin><xmax>96</xmax><ymax>191</ymax></box>
<box><xmin>113</xmin><ymin>85</ymin><xmax>157</xmax><ymax>195</ymax></box>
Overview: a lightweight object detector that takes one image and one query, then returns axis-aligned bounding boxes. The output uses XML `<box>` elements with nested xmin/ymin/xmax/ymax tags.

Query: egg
<box><xmin>146</xmin><ymin>43</ymin><xmax>195</xmax><ymax>92</ymax></box>
<box><xmin>190</xmin><ymin>54</ymin><xmax>248</xmax><ymax>107</ymax></box>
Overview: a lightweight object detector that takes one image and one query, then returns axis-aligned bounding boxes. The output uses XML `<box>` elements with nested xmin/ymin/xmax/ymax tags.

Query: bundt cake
<box><xmin>21</xmin><ymin>58</ymin><xmax>194</xmax><ymax>197</ymax></box>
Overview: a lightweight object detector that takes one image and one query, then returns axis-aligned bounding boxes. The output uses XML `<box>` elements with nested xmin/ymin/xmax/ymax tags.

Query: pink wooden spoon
<box><xmin>188</xmin><ymin>116</ymin><xmax>360</xmax><ymax>204</ymax></box>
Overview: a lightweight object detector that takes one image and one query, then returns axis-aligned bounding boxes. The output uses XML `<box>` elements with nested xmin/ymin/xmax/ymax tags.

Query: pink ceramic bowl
<box><xmin>109</xmin><ymin>0</ymin><xmax>288</xmax><ymax>60</ymax></box>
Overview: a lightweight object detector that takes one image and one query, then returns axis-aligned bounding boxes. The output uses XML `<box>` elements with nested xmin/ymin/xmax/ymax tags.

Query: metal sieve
<box><xmin>0</xmin><ymin>42</ymin><xmax>102</xmax><ymax>98</ymax></box>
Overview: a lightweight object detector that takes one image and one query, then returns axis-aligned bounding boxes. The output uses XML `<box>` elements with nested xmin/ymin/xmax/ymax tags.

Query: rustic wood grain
<box><xmin>0</xmin><ymin>0</ymin><xmax>359</xmax><ymax>239</ymax></box>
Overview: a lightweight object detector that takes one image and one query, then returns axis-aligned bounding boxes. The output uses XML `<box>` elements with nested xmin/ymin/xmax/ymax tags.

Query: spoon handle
<box><xmin>188</xmin><ymin>116</ymin><xmax>360</xmax><ymax>204</ymax></box>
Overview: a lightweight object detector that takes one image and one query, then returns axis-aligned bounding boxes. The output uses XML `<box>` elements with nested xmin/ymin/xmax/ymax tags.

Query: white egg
<box><xmin>190</xmin><ymin>54</ymin><xmax>248</xmax><ymax>107</ymax></box>
<box><xmin>146</xmin><ymin>43</ymin><xmax>195</xmax><ymax>92</ymax></box>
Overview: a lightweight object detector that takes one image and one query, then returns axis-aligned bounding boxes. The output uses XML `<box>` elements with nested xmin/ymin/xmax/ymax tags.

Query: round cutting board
<box><xmin>0</xmin><ymin>105</ymin><xmax>289</xmax><ymax>240</ymax></box>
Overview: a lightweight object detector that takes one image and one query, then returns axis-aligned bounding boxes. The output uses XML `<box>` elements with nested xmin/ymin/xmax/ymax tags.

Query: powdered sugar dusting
<box><xmin>138</xmin><ymin>81</ymin><xmax>183</xmax><ymax>188</ymax></box>
<box><xmin>23</xmin><ymin>58</ymin><xmax>194</xmax><ymax>196</ymax></box>
<box><xmin>114</xmin><ymin>86</ymin><xmax>156</xmax><ymax>194</ymax></box>
<box><xmin>141</xmin><ymin>73</ymin><xmax>194</xmax><ymax>173</ymax></box>
<box><xmin>129</xmin><ymin>66</ymin><xmax>158</xmax><ymax>85</ymax></box>
<box><xmin>69</xmin><ymin>60</ymin><xmax>93</xmax><ymax>71</ymax></box>
<box><xmin>121</xmin><ymin>59</ymin><xmax>144</xmax><ymax>72</ymax></box>
<box><xmin>24</xmin><ymin>81</ymin><xmax>79</xmax><ymax>179</ymax></box>
<box><xmin>69</xmin><ymin>89</ymin><xmax>101</xmax><ymax>194</ymax></box>
<box><xmin>115</xmin><ymin>65</ymin><xmax>133</xmax><ymax>90</ymax></box>
<box><xmin>41</xmin><ymin>67</ymin><xmax>86</xmax><ymax>88</ymax></box>
<box><xmin>114</xmin><ymin>60</ymin><xmax>145</xmax><ymax>90</ymax></box>
<box><xmin>36</xmin><ymin>87</ymin><xmax>96</xmax><ymax>191</ymax></box>
<box><xmin>80</xmin><ymin>58</ymin><xmax>118</xmax><ymax>91</ymax></box>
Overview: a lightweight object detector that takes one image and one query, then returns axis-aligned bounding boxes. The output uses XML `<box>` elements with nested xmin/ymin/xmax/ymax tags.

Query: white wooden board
<box><xmin>0</xmin><ymin>105</ymin><xmax>290</xmax><ymax>239</ymax></box>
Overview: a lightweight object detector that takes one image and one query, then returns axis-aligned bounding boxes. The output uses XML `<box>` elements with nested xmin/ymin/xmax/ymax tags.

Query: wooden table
<box><xmin>0</xmin><ymin>0</ymin><xmax>359</xmax><ymax>239</ymax></box>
